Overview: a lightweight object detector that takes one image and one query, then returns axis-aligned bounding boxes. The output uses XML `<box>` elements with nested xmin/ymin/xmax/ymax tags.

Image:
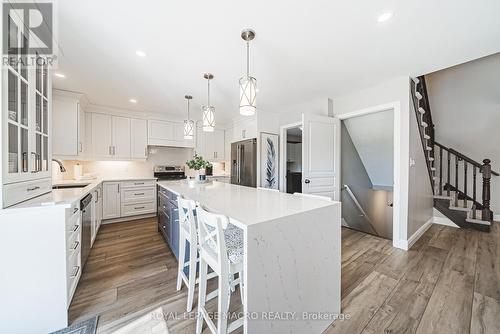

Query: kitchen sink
<box><xmin>52</xmin><ymin>184</ymin><xmax>89</xmax><ymax>189</ymax></box>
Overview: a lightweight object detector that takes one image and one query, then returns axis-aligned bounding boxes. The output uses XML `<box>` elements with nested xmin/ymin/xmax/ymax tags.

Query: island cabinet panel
<box><xmin>157</xmin><ymin>186</ymin><xmax>182</xmax><ymax>261</ymax></box>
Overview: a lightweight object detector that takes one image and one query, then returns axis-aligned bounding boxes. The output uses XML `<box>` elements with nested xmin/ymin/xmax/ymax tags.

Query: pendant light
<box><xmin>183</xmin><ymin>95</ymin><xmax>194</xmax><ymax>139</ymax></box>
<box><xmin>202</xmin><ymin>73</ymin><xmax>215</xmax><ymax>132</ymax></box>
<box><xmin>239</xmin><ymin>29</ymin><xmax>257</xmax><ymax>116</ymax></box>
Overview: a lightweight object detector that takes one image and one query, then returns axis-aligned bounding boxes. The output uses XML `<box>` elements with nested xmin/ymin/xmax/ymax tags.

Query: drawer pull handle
<box><xmin>73</xmin><ymin>224</ymin><xmax>79</xmax><ymax>232</ymax></box>
<box><xmin>71</xmin><ymin>241</ymin><xmax>79</xmax><ymax>250</ymax></box>
<box><xmin>172</xmin><ymin>208</ymin><xmax>178</xmax><ymax>212</ymax></box>
<box><xmin>135</xmin><ymin>206</ymin><xmax>146</xmax><ymax>210</ymax></box>
<box><xmin>73</xmin><ymin>207</ymin><xmax>79</xmax><ymax>214</ymax></box>
<box><xmin>134</xmin><ymin>182</ymin><xmax>145</xmax><ymax>185</ymax></box>
<box><xmin>27</xmin><ymin>186</ymin><xmax>40</xmax><ymax>191</ymax></box>
<box><xmin>70</xmin><ymin>266</ymin><xmax>80</xmax><ymax>278</ymax></box>
<box><xmin>134</xmin><ymin>193</ymin><xmax>145</xmax><ymax>196</ymax></box>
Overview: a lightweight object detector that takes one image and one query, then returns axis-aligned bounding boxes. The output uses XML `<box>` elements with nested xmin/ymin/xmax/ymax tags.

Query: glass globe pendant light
<box><xmin>183</xmin><ymin>95</ymin><xmax>194</xmax><ymax>139</ymax></box>
<box><xmin>202</xmin><ymin>73</ymin><xmax>215</xmax><ymax>132</ymax></box>
<box><xmin>239</xmin><ymin>29</ymin><xmax>257</xmax><ymax>116</ymax></box>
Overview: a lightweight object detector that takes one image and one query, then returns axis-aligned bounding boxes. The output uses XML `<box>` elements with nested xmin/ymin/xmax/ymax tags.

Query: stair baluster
<box><xmin>463</xmin><ymin>162</ymin><xmax>468</xmax><ymax>208</ymax></box>
<box><xmin>482</xmin><ymin>159</ymin><xmax>492</xmax><ymax>222</ymax></box>
<box><xmin>447</xmin><ymin>151</ymin><xmax>451</xmax><ymax>197</ymax></box>
<box><xmin>439</xmin><ymin>146</ymin><xmax>443</xmax><ymax>196</ymax></box>
<box><xmin>455</xmin><ymin>156</ymin><xmax>459</xmax><ymax>207</ymax></box>
<box><xmin>472</xmin><ymin>166</ymin><xmax>477</xmax><ymax>219</ymax></box>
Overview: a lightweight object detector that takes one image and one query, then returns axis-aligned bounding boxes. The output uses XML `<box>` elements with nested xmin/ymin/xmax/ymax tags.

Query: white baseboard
<box><xmin>396</xmin><ymin>217</ymin><xmax>433</xmax><ymax>251</ymax></box>
<box><xmin>494</xmin><ymin>214</ymin><xmax>500</xmax><ymax>222</ymax></box>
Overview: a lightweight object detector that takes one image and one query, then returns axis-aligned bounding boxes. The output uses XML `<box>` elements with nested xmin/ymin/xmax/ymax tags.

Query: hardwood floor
<box><xmin>69</xmin><ymin>218</ymin><xmax>500</xmax><ymax>334</ymax></box>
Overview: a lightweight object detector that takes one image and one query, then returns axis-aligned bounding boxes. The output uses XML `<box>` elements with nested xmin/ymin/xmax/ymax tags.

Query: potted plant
<box><xmin>186</xmin><ymin>154</ymin><xmax>211</xmax><ymax>181</ymax></box>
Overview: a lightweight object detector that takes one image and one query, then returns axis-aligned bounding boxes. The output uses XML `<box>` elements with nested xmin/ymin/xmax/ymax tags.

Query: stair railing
<box><xmin>434</xmin><ymin>141</ymin><xmax>498</xmax><ymax>222</ymax></box>
<box><xmin>341</xmin><ymin>185</ymin><xmax>380</xmax><ymax>236</ymax></box>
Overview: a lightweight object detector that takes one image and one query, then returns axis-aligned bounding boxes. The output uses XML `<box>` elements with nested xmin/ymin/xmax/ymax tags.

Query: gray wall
<box><xmin>407</xmin><ymin>98</ymin><xmax>434</xmax><ymax>237</ymax></box>
<box><xmin>426</xmin><ymin>53</ymin><xmax>500</xmax><ymax>218</ymax></box>
<box><xmin>341</xmin><ymin>122</ymin><xmax>393</xmax><ymax>239</ymax></box>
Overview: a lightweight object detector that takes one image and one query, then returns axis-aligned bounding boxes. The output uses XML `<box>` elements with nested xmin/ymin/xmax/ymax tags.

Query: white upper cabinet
<box><xmin>148</xmin><ymin>119</ymin><xmax>194</xmax><ymax>148</ymax></box>
<box><xmin>52</xmin><ymin>91</ymin><xmax>87</xmax><ymax>158</ymax></box>
<box><xmin>196</xmin><ymin>127</ymin><xmax>225</xmax><ymax>162</ymax></box>
<box><xmin>112</xmin><ymin>116</ymin><xmax>131</xmax><ymax>159</ymax></box>
<box><xmin>131</xmin><ymin>118</ymin><xmax>147</xmax><ymax>159</ymax></box>
<box><xmin>91</xmin><ymin>113</ymin><xmax>113</xmax><ymax>159</ymax></box>
<box><xmin>232</xmin><ymin>117</ymin><xmax>257</xmax><ymax>142</ymax></box>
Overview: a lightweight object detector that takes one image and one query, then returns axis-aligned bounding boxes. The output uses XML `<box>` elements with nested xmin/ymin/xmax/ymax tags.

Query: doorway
<box><xmin>340</xmin><ymin>109</ymin><xmax>395</xmax><ymax>239</ymax></box>
<box><xmin>285</xmin><ymin>127</ymin><xmax>303</xmax><ymax>194</ymax></box>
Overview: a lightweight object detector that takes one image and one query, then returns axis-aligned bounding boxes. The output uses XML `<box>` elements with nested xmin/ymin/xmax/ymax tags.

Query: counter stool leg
<box><xmin>218</xmin><ymin>272</ymin><xmax>230</xmax><ymax>334</ymax></box>
<box><xmin>196</xmin><ymin>258</ymin><xmax>208</xmax><ymax>334</ymax></box>
<box><xmin>176</xmin><ymin>232</ymin><xmax>186</xmax><ymax>291</ymax></box>
<box><xmin>186</xmin><ymin>241</ymin><xmax>197</xmax><ymax>312</ymax></box>
<box><xmin>239</xmin><ymin>270</ymin><xmax>244</xmax><ymax>305</ymax></box>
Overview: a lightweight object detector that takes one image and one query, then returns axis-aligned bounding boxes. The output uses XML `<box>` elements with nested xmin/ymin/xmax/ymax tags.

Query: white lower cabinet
<box><xmin>102</xmin><ymin>180</ymin><xmax>156</xmax><ymax>221</ymax></box>
<box><xmin>102</xmin><ymin>182</ymin><xmax>121</xmax><ymax>219</ymax></box>
<box><xmin>65</xmin><ymin>202</ymin><xmax>82</xmax><ymax>306</ymax></box>
<box><xmin>91</xmin><ymin>185</ymin><xmax>102</xmax><ymax>247</ymax></box>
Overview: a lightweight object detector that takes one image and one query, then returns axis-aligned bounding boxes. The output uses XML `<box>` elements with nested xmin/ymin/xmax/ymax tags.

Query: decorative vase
<box><xmin>196</xmin><ymin>169</ymin><xmax>206</xmax><ymax>181</ymax></box>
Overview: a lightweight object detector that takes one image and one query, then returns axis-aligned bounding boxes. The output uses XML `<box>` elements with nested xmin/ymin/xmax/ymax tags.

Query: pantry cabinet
<box><xmin>2</xmin><ymin>26</ymin><xmax>52</xmax><ymax>207</ymax></box>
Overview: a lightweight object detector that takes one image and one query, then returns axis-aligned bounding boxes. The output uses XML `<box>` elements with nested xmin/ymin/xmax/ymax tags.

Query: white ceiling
<box><xmin>53</xmin><ymin>0</ymin><xmax>500</xmax><ymax>123</ymax></box>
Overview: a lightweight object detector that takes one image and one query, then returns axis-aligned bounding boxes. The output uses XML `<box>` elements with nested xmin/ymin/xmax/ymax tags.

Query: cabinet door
<box><xmin>91</xmin><ymin>113</ymin><xmax>112</xmax><ymax>159</ymax></box>
<box><xmin>77</xmin><ymin>103</ymin><xmax>85</xmax><ymax>155</ymax></box>
<box><xmin>148</xmin><ymin>120</ymin><xmax>174</xmax><ymax>141</ymax></box>
<box><xmin>102</xmin><ymin>182</ymin><xmax>121</xmax><ymax>219</ymax></box>
<box><xmin>203</xmin><ymin>131</ymin><xmax>215</xmax><ymax>160</ymax></box>
<box><xmin>214</xmin><ymin>129</ymin><xmax>225</xmax><ymax>160</ymax></box>
<box><xmin>52</xmin><ymin>98</ymin><xmax>78</xmax><ymax>156</ymax></box>
<box><xmin>195</xmin><ymin>126</ymin><xmax>204</xmax><ymax>156</ymax></box>
<box><xmin>131</xmin><ymin>118</ymin><xmax>147</xmax><ymax>159</ymax></box>
<box><xmin>112</xmin><ymin>116</ymin><xmax>131</xmax><ymax>159</ymax></box>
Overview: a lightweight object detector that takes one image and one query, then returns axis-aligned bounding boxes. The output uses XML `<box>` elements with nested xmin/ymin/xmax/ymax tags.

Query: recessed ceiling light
<box><xmin>377</xmin><ymin>12</ymin><xmax>393</xmax><ymax>23</ymax></box>
<box><xmin>129</xmin><ymin>98</ymin><xmax>138</xmax><ymax>103</ymax></box>
<box><xmin>135</xmin><ymin>50</ymin><xmax>147</xmax><ymax>57</ymax></box>
<box><xmin>54</xmin><ymin>73</ymin><xmax>66</xmax><ymax>78</ymax></box>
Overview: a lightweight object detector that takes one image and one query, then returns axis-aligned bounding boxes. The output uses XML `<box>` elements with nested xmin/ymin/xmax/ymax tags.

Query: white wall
<box><xmin>333</xmin><ymin>76</ymin><xmax>424</xmax><ymax>248</ymax></box>
<box><xmin>426</xmin><ymin>53</ymin><xmax>500</xmax><ymax>218</ymax></box>
<box><xmin>278</xmin><ymin>97</ymin><xmax>329</xmax><ymax>126</ymax></box>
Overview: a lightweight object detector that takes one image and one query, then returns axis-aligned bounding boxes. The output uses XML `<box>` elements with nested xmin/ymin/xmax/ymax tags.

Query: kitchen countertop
<box><xmin>9</xmin><ymin>177</ymin><xmax>157</xmax><ymax>210</ymax></box>
<box><xmin>157</xmin><ymin>180</ymin><xmax>336</xmax><ymax>227</ymax></box>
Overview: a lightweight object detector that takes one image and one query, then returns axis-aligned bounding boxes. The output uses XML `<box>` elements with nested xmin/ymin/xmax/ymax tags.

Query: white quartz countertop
<box><xmin>9</xmin><ymin>177</ymin><xmax>157</xmax><ymax>210</ymax></box>
<box><xmin>157</xmin><ymin>180</ymin><xmax>338</xmax><ymax>227</ymax></box>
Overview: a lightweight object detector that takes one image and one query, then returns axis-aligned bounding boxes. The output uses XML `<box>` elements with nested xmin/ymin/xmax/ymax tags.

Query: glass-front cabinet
<box><xmin>2</xmin><ymin>16</ymin><xmax>51</xmax><ymax>187</ymax></box>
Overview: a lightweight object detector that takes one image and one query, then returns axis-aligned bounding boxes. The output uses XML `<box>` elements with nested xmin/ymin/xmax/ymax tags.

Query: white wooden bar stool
<box><xmin>195</xmin><ymin>205</ymin><xmax>244</xmax><ymax>334</ymax></box>
<box><xmin>176</xmin><ymin>196</ymin><xmax>218</xmax><ymax>312</ymax></box>
<box><xmin>293</xmin><ymin>192</ymin><xmax>333</xmax><ymax>201</ymax></box>
<box><xmin>257</xmin><ymin>186</ymin><xmax>280</xmax><ymax>192</ymax></box>
<box><xmin>176</xmin><ymin>196</ymin><xmax>199</xmax><ymax>312</ymax></box>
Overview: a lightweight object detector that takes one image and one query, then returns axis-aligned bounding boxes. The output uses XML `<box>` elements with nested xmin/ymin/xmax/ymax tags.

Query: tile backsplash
<box><xmin>52</xmin><ymin>146</ymin><xmax>228</xmax><ymax>181</ymax></box>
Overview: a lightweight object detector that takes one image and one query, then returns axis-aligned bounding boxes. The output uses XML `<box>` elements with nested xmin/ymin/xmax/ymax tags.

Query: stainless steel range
<box><xmin>153</xmin><ymin>165</ymin><xmax>186</xmax><ymax>181</ymax></box>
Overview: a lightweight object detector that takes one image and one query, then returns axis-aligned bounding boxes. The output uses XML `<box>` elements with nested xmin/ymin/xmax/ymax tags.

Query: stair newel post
<box><xmin>463</xmin><ymin>162</ymin><xmax>468</xmax><ymax>208</ymax></box>
<box><xmin>481</xmin><ymin>159</ymin><xmax>492</xmax><ymax>222</ymax></box>
<box><xmin>439</xmin><ymin>146</ymin><xmax>443</xmax><ymax>196</ymax></box>
<box><xmin>455</xmin><ymin>156</ymin><xmax>459</xmax><ymax>207</ymax></box>
<box><xmin>473</xmin><ymin>166</ymin><xmax>477</xmax><ymax>219</ymax></box>
<box><xmin>447</xmin><ymin>151</ymin><xmax>451</xmax><ymax>196</ymax></box>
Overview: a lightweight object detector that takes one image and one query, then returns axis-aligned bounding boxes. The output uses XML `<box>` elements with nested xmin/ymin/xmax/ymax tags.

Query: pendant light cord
<box><xmin>187</xmin><ymin>98</ymin><xmax>190</xmax><ymax>119</ymax></box>
<box><xmin>246</xmin><ymin>41</ymin><xmax>250</xmax><ymax>77</ymax></box>
<box><xmin>207</xmin><ymin>77</ymin><xmax>211</xmax><ymax>106</ymax></box>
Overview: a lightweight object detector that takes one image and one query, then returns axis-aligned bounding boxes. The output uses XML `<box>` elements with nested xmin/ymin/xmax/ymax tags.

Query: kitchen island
<box><xmin>157</xmin><ymin>180</ymin><xmax>341</xmax><ymax>334</ymax></box>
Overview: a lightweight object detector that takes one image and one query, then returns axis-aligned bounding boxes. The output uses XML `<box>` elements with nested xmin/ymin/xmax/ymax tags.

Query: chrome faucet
<box><xmin>52</xmin><ymin>159</ymin><xmax>67</xmax><ymax>172</ymax></box>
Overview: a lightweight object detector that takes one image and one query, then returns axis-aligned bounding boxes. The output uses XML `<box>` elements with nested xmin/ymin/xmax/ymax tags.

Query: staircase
<box><xmin>411</xmin><ymin>76</ymin><xmax>498</xmax><ymax>232</ymax></box>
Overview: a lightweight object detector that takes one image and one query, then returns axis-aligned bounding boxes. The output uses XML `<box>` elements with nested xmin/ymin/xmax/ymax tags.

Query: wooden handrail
<box><xmin>434</xmin><ymin>141</ymin><xmax>499</xmax><ymax>176</ymax></box>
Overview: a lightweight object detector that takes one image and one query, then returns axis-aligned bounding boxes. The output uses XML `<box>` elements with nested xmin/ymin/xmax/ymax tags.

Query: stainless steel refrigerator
<box><xmin>231</xmin><ymin>139</ymin><xmax>257</xmax><ymax>187</ymax></box>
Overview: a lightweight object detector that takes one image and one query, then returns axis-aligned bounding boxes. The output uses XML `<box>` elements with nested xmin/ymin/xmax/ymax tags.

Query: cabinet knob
<box><xmin>305</xmin><ymin>179</ymin><xmax>311</xmax><ymax>184</ymax></box>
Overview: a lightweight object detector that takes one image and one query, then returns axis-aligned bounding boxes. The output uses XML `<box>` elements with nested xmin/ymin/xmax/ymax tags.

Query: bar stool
<box><xmin>257</xmin><ymin>186</ymin><xmax>280</xmax><ymax>192</ymax></box>
<box><xmin>293</xmin><ymin>192</ymin><xmax>333</xmax><ymax>201</ymax></box>
<box><xmin>196</xmin><ymin>205</ymin><xmax>244</xmax><ymax>334</ymax></box>
<box><xmin>176</xmin><ymin>196</ymin><xmax>199</xmax><ymax>312</ymax></box>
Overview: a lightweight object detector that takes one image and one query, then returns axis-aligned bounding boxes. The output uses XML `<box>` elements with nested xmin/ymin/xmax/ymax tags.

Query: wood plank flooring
<box><xmin>69</xmin><ymin>218</ymin><xmax>500</xmax><ymax>334</ymax></box>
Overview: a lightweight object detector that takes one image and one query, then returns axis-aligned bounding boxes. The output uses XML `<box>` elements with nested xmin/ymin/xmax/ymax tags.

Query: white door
<box><xmin>301</xmin><ymin>114</ymin><xmax>339</xmax><ymax>199</ymax></box>
<box><xmin>102</xmin><ymin>182</ymin><xmax>121</xmax><ymax>219</ymax></box>
<box><xmin>131</xmin><ymin>118</ymin><xmax>147</xmax><ymax>159</ymax></box>
<box><xmin>112</xmin><ymin>116</ymin><xmax>131</xmax><ymax>159</ymax></box>
<box><xmin>91</xmin><ymin>113</ymin><xmax>112</xmax><ymax>159</ymax></box>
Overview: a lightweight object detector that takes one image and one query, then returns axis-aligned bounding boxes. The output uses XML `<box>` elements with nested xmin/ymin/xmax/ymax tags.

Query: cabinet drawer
<box><xmin>3</xmin><ymin>178</ymin><xmax>52</xmax><ymax>207</ymax></box>
<box><xmin>122</xmin><ymin>187</ymin><xmax>156</xmax><ymax>203</ymax></box>
<box><xmin>67</xmin><ymin>231</ymin><xmax>81</xmax><ymax>263</ymax></box>
<box><xmin>121</xmin><ymin>180</ymin><xmax>156</xmax><ymax>188</ymax></box>
<box><xmin>121</xmin><ymin>200</ymin><xmax>156</xmax><ymax>217</ymax></box>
